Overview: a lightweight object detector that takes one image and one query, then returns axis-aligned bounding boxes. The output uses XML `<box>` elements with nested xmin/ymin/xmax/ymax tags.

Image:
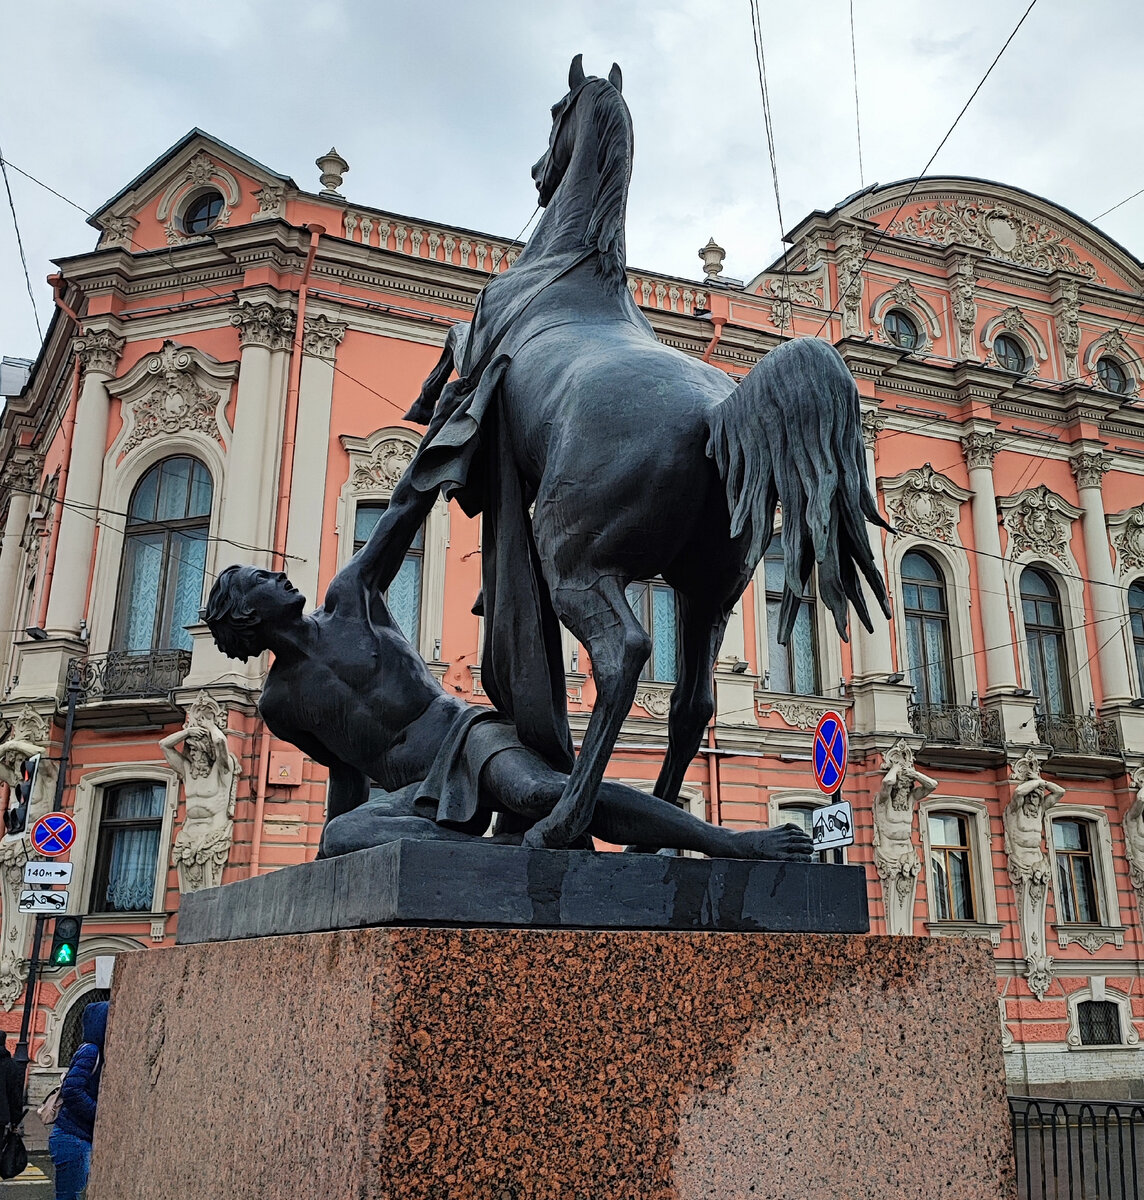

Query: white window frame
<box><xmin>885</xmin><ymin>535</ymin><xmax>976</xmax><ymax>706</ymax></box>
<box><xmin>1066</xmin><ymin>979</ymin><xmax>1140</xmax><ymax>1050</ymax></box>
<box><xmin>336</xmin><ymin>428</ymin><xmax>449</xmax><ymax>667</ymax></box>
<box><xmin>72</xmin><ymin>765</ymin><xmax>181</xmax><ymax>917</ymax></box>
<box><xmin>768</xmin><ymin>789</ymin><xmax>848</xmax><ymax>865</ymax></box>
<box><xmin>918</xmin><ymin>796</ymin><xmax>1001</xmax><ymax>944</ymax></box>
<box><xmin>1046</xmin><ymin>806</ymin><xmax>1124</xmax><ymax>945</ymax></box>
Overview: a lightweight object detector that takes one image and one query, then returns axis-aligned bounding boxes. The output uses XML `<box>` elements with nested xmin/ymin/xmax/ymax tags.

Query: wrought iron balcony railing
<box><xmin>1035</xmin><ymin>711</ymin><xmax>1121</xmax><ymax>757</ymax></box>
<box><xmin>908</xmin><ymin>702</ymin><xmax>1004</xmax><ymax>749</ymax></box>
<box><xmin>69</xmin><ymin>649</ymin><xmax>192</xmax><ymax>703</ymax></box>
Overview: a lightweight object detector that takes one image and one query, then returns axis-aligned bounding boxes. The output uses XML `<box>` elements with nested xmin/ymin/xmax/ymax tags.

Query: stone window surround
<box><xmin>1044</xmin><ymin>804</ymin><xmax>1123</xmax><ymax>938</ymax></box>
<box><xmin>980</xmin><ymin>310</ymin><xmax>1050</xmax><ymax>372</ymax></box>
<box><xmin>767</xmin><ymin>788</ymin><xmax>848</xmax><ymax>865</ymax></box>
<box><xmin>87</xmin><ymin>437</ymin><xmax>226</xmax><ymax>658</ymax></box>
<box><xmin>1065</xmin><ymin>979</ymin><xmax>1140</xmax><ymax>1050</ymax></box>
<box><xmin>869</xmin><ymin>283</ymin><xmax>942</xmax><ymax>353</ymax></box>
<box><xmin>1005</xmin><ymin>554</ymin><xmax>1095</xmax><ymax>716</ymax></box>
<box><xmin>917</xmin><ymin>795</ymin><xmax>1000</xmax><ymax>940</ymax></box>
<box><xmin>1082</xmin><ymin>336</ymin><xmax>1140</xmax><ymax>397</ymax></box>
<box><xmin>335</xmin><ymin>427</ymin><xmax>448</xmax><ymax>667</ymax></box>
<box><xmin>72</xmin><ymin>764</ymin><xmax>181</xmax><ymax>919</ymax></box>
<box><xmin>884</xmin><ymin>534</ymin><xmax>977</xmax><ymax>707</ymax></box>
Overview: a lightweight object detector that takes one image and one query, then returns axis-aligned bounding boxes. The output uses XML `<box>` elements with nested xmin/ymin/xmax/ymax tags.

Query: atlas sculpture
<box><xmin>207</xmin><ymin>55</ymin><xmax>890</xmax><ymax>858</ymax></box>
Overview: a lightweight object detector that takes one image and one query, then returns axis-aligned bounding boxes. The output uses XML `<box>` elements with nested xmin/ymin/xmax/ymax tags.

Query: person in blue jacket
<box><xmin>49</xmin><ymin>1000</ymin><xmax>107</xmax><ymax>1200</ymax></box>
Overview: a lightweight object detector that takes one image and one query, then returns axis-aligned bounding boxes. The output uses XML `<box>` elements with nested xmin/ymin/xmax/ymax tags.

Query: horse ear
<box><xmin>569</xmin><ymin>54</ymin><xmax>585</xmax><ymax>90</ymax></box>
<box><xmin>608</xmin><ymin>62</ymin><xmax>623</xmax><ymax>92</ymax></box>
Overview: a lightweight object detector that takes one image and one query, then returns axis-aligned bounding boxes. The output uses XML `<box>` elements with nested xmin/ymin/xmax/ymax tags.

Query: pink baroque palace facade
<box><xmin>1</xmin><ymin>130</ymin><xmax>1143</xmax><ymax>1100</ymax></box>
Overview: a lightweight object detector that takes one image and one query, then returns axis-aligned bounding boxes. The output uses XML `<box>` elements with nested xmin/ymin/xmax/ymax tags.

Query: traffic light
<box><xmin>4</xmin><ymin>753</ymin><xmax>39</xmax><ymax>835</ymax></box>
<box><xmin>49</xmin><ymin>916</ymin><xmax>82</xmax><ymax>967</ymax></box>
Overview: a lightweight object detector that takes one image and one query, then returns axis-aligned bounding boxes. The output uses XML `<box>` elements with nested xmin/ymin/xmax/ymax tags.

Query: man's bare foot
<box><xmin>727</xmin><ymin>823</ymin><xmax>815</xmax><ymax>861</ymax></box>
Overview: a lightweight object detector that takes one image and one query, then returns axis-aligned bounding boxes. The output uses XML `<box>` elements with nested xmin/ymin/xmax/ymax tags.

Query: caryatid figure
<box><xmin>162</xmin><ymin>693</ymin><xmax>239</xmax><ymax>893</ymax></box>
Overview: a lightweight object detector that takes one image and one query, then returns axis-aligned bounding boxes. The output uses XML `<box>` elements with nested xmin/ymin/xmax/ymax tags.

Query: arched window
<box><xmin>58</xmin><ymin>988</ymin><xmax>112</xmax><ymax>1066</ymax></box>
<box><xmin>902</xmin><ymin>550</ymin><xmax>954</xmax><ymax>705</ymax></box>
<box><xmin>1129</xmin><ymin>581</ymin><xmax>1144</xmax><ymax>695</ymax></box>
<box><xmin>927</xmin><ymin>811</ymin><xmax>977</xmax><ymax>920</ymax></box>
<box><xmin>764</xmin><ymin>546</ymin><xmax>819</xmax><ymax>695</ymax></box>
<box><xmin>1020</xmin><ymin>567</ymin><xmax>1072</xmax><ymax>715</ymax></box>
<box><xmin>113</xmin><ymin>457</ymin><xmax>212</xmax><ymax>653</ymax></box>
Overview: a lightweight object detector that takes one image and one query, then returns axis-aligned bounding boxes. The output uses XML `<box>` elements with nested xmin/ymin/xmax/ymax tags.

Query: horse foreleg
<box><xmin>522</xmin><ymin>577</ymin><xmax>650</xmax><ymax>849</ymax></box>
<box><xmin>654</xmin><ymin>600</ymin><xmax>728</xmax><ymax>808</ymax></box>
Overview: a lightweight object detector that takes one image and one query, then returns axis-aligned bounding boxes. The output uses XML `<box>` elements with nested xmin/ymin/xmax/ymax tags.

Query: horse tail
<box><xmin>705</xmin><ymin>336</ymin><xmax>891</xmax><ymax>641</ymax></box>
<box><xmin>404</xmin><ymin>321</ymin><xmax>470</xmax><ymax>425</ymax></box>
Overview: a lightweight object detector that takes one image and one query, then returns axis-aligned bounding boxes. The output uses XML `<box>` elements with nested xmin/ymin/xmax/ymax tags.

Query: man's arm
<box><xmin>158</xmin><ymin>729</ymin><xmax>186</xmax><ymax>774</ymax></box>
<box><xmin>337</xmin><ymin>471</ymin><xmax>439</xmax><ymax>605</ymax></box>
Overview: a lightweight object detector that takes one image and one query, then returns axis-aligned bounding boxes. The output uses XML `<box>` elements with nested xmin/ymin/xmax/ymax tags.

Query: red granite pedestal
<box><xmin>89</xmin><ymin>929</ymin><xmax>1016</xmax><ymax>1200</ymax></box>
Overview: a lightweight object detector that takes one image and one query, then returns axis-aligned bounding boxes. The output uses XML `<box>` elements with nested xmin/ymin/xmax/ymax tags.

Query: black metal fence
<box><xmin>907</xmin><ymin>701</ymin><xmax>1004</xmax><ymax>748</ymax></box>
<box><xmin>68</xmin><ymin>649</ymin><xmax>192</xmax><ymax>703</ymax></box>
<box><xmin>1010</xmin><ymin>1097</ymin><xmax>1144</xmax><ymax>1199</ymax></box>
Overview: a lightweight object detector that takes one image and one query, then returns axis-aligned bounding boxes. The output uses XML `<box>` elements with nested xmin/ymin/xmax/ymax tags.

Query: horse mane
<box><xmin>581</xmin><ymin>80</ymin><xmax>632</xmax><ymax>287</ymax></box>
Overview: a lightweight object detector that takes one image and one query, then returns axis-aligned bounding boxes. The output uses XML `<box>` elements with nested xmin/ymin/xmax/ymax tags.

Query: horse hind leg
<box><xmin>654</xmin><ymin>597</ymin><xmax>727</xmax><ymax>808</ymax></box>
<box><xmin>522</xmin><ymin>575</ymin><xmax>650</xmax><ymax>849</ymax></box>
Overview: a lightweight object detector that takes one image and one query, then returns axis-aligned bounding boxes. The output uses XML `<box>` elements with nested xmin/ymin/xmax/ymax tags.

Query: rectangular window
<box><xmin>1052</xmin><ymin>819</ymin><xmax>1101</xmax><ymax>924</ymax></box>
<box><xmin>353</xmin><ymin>502</ymin><xmax>424</xmax><ymax>647</ymax></box>
<box><xmin>764</xmin><ymin>551</ymin><xmax>819</xmax><ymax>695</ymax></box>
<box><xmin>89</xmin><ymin>782</ymin><xmax>166</xmax><ymax>913</ymax></box>
<box><xmin>927</xmin><ymin>812</ymin><xmax>977</xmax><ymax>921</ymax></box>
<box><xmin>1078</xmin><ymin>1000</ymin><xmax>1121</xmax><ymax>1046</ymax></box>
<box><xmin>625</xmin><ymin>580</ymin><xmax>678</xmax><ymax>683</ymax></box>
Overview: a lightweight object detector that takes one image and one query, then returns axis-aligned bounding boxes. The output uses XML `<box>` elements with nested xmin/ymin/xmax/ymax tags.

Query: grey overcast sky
<box><xmin>1</xmin><ymin>0</ymin><xmax>1141</xmax><ymax>359</ymax></box>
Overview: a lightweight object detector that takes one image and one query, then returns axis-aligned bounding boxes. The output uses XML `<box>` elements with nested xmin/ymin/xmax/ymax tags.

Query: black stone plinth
<box><xmin>176</xmin><ymin>841</ymin><xmax>869</xmax><ymax>943</ymax></box>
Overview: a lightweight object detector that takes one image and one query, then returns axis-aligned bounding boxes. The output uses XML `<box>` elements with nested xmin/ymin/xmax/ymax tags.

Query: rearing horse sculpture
<box><xmin>369</xmin><ymin>55</ymin><xmax>890</xmax><ymax>850</ymax></box>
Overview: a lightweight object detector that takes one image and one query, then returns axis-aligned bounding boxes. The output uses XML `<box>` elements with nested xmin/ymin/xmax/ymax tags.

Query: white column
<box><xmin>850</xmin><ymin>410</ymin><xmax>894</xmax><ymax>683</ymax></box>
<box><xmin>218</xmin><ymin>300</ymin><xmax>295</xmax><ymax>570</ymax></box>
<box><xmin>962</xmin><ymin>429</ymin><xmax>1019</xmax><ymax>694</ymax></box>
<box><xmin>1071</xmin><ymin>451</ymin><xmax>1133</xmax><ymax>705</ymax></box>
<box><xmin>0</xmin><ymin>459</ymin><xmax>38</xmax><ymax>682</ymax></box>
<box><xmin>44</xmin><ymin>330</ymin><xmax>124</xmax><ymax>637</ymax></box>
<box><xmin>284</xmin><ymin>316</ymin><xmax>345</xmax><ymax>604</ymax></box>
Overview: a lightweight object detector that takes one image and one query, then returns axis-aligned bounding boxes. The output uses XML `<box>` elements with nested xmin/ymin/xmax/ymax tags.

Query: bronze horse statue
<box><xmin>316</xmin><ymin>55</ymin><xmax>890</xmax><ymax>850</ymax></box>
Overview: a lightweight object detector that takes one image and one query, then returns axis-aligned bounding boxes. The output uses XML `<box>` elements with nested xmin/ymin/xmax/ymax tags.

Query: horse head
<box><xmin>531</xmin><ymin>54</ymin><xmax>626</xmax><ymax>208</ymax></box>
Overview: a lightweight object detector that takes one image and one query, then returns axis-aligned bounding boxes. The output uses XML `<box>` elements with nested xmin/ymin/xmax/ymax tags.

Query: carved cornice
<box><xmin>758</xmin><ymin>698</ymin><xmax>833</xmax><ymax>729</ymax></box>
<box><xmin>230</xmin><ymin>300</ymin><xmax>296</xmax><ymax>350</ymax></box>
<box><xmin>1068</xmin><ymin>450</ymin><xmax>1111</xmax><ymax>491</ymax></box>
<box><xmin>73</xmin><ymin>330</ymin><xmax>125</xmax><ymax>377</ymax></box>
<box><xmin>302</xmin><ymin>314</ymin><xmax>347</xmax><ymax>360</ymax></box>
<box><xmin>880</xmin><ymin>464</ymin><xmax>971</xmax><ymax>545</ymax></box>
<box><xmin>997</xmin><ymin>485</ymin><xmax>1082</xmax><ymax>563</ymax></box>
<box><xmin>961</xmin><ymin>430</ymin><xmax>999</xmax><ymax>471</ymax></box>
<box><xmin>341</xmin><ymin>433</ymin><xmax>417</xmax><ymax>494</ymax></box>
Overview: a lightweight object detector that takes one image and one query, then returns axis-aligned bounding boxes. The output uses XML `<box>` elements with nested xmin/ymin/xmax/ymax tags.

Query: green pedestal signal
<box><xmin>49</xmin><ymin>916</ymin><xmax>83</xmax><ymax>967</ymax></box>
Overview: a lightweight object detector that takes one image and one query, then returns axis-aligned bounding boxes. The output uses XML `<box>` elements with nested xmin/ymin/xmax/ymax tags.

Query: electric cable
<box><xmin>0</xmin><ymin>140</ymin><xmax>44</xmax><ymax>340</ymax></box>
<box><xmin>848</xmin><ymin>0</ymin><xmax>865</xmax><ymax>190</ymax></box>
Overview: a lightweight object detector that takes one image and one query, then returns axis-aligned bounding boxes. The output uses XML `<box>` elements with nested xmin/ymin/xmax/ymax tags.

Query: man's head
<box><xmin>205</xmin><ymin>566</ymin><xmax>306</xmax><ymax>662</ymax></box>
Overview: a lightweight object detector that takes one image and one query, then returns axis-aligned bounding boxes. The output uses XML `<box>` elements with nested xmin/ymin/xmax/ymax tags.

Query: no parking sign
<box><xmin>812</xmin><ymin>711</ymin><xmax>848</xmax><ymax>797</ymax></box>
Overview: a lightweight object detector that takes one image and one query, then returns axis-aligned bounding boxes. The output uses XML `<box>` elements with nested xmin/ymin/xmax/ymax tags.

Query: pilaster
<box><xmin>44</xmin><ymin>328</ymin><xmax>125</xmax><ymax>637</ymax></box>
<box><xmin>849</xmin><ymin>407</ymin><xmax>894</xmax><ymax>688</ymax></box>
<box><xmin>0</xmin><ymin>456</ymin><xmax>41</xmax><ymax>686</ymax></box>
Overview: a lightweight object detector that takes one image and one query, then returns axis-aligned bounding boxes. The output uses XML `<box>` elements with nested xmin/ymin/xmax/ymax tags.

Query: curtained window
<box><xmin>1129</xmin><ymin>581</ymin><xmax>1144</xmax><ymax>696</ymax></box>
<box><xmin>902</xmin><ymin>551</ymin><xmax>954</xmax><ymax>705</ymax></box>
<box><xmin>353</xmin><ymin>501</ymin><xmax>424</xmax><ymax>648</ymax></box>
<box><xmin>764</xmin><ymin>547</ymin><xmax>819</xmax><ymax>695</ymax></box>
<box><xmin>89</xmin><ymin>782</ymin><xmax>166</xmax><ymax>913</ymax></box>
<box><xmin>113</xmin><ymin>457</ymin><xmax>212</xmax><ymax>653</ymax></box>
<box><xmin>1020</xmin><ymin>567</ymin><xmax>1072</xmax><ymax>716</ymax></box>
<box><xmin>626</xmin><ymin>580</ymin><xmax>678</xmax><ymax>684</ymax></box>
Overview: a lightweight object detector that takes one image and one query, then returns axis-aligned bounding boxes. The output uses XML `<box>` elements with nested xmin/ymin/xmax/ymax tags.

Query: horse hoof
<box><xmin>522</xmin><ymin>823</ymin><xmax>569</xmax><ymax>850</ymax></box>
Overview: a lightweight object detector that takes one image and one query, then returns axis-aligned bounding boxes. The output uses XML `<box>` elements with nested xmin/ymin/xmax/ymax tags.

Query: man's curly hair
<box><xmin>204</xmin><ymin>565</ymin><xmax>264</xmax><ymax>662</ymax></box>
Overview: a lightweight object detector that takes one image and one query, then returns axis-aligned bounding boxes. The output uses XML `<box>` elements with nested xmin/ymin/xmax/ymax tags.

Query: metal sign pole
<box><xmin>14</xmin><ymin>914</ymin><xmax>46</xmax><ymax>1073</ymax></box>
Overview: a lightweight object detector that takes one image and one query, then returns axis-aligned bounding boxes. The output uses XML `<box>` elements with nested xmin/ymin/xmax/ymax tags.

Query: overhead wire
<box><xmin>848</xmin><ymin>0</ymin><xmax>865</xmax><ymax>189</ymax></box>
<box><xmin>0</xmin><ymin>139</ymin><xmax>44</xmax><ymax>341</ymax></box>
<box><xmin>815</xmin><ymin>0</ymin><xmax>1040</xmax><ymax>337</ymax></box>
<box><xmin>1093</xmin><ymin>186</ymin><xmax>1144</xmax><ymax>224</ymax></box>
